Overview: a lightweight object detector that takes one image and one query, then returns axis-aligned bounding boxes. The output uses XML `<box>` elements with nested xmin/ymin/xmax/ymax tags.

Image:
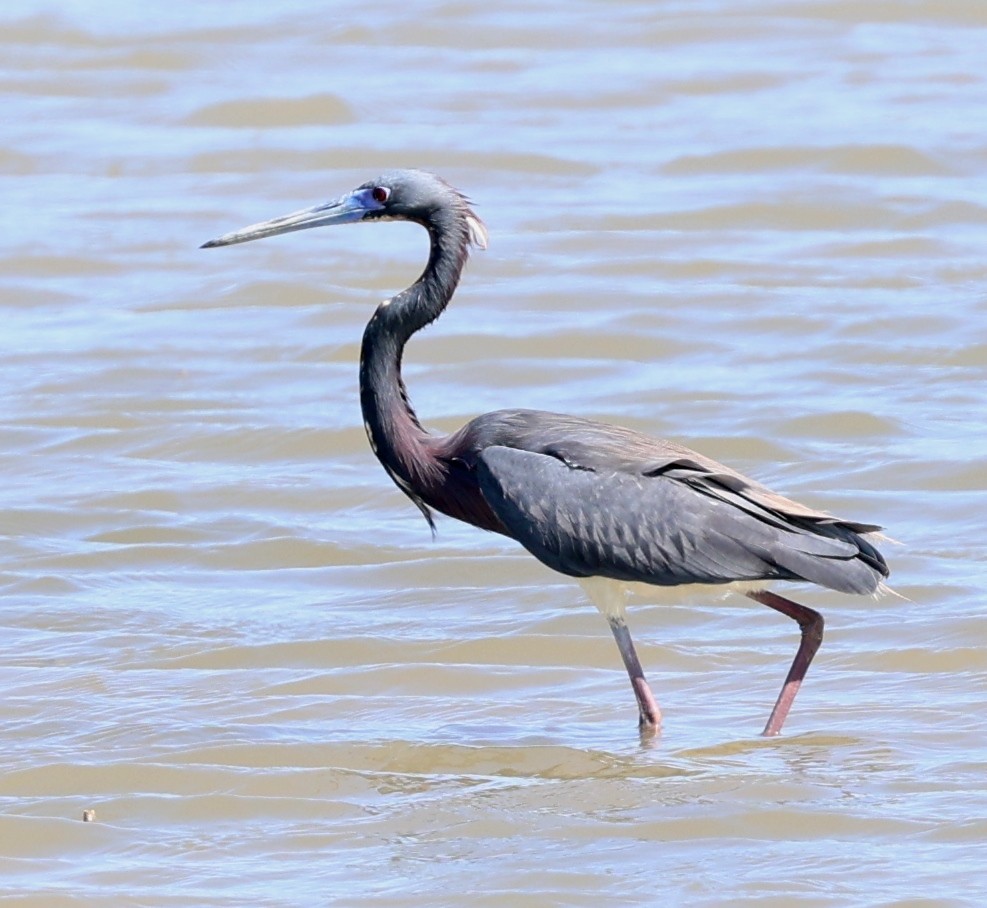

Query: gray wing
<box><xmin>474</xmin><ymin>445</ymin><xmax>887</xmax><ymax>594</ymax></box>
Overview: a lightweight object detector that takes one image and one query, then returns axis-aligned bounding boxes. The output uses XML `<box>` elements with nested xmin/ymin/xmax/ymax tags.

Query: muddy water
<box><xmin>2</xmin><ymin>1</ymin><xmax>986</xmax><ymax>904</ymax></box>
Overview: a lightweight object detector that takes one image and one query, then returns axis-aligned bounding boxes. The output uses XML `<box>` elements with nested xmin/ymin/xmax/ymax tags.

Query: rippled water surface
<box><xmin>2</xmin><ymin>1</ymin><xmax>986</xmax><ymax>904</ymax></box>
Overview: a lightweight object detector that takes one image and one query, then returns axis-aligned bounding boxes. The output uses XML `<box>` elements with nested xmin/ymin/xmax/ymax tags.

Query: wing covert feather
<box><xmin>475</xmin><ymin>445</ymin><xmax>884</xmax><ymax>593</ymax></box>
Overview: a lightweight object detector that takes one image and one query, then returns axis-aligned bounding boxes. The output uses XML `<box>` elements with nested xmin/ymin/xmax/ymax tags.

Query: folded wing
<box><xmin>475</xmin><ymin>444</ymin><xmax>887</xmax><ymax>595</ymax></box>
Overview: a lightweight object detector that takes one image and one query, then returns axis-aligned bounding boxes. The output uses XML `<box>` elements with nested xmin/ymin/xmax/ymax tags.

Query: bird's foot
<box><xmin>633</xmin><ymin>677</ymin><xmax>662</xmax><ymax>739</ymax></box>
<box><xmin>638</xmin><ymin>714</ymin><xmax>661</xmax><ymax>743</ymax></box>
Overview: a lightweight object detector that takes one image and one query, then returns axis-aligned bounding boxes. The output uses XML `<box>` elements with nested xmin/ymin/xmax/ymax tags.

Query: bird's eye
<box><xmin>371</xmin><ymin>186</ymin><xmax>390</xmax><ymax>203</ymax></box>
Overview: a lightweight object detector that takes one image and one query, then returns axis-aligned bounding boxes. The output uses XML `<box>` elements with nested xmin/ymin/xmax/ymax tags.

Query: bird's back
<box><xmin>441</xmin><ymin>409</ymin><xmax>888</xmax><ymax>594</ymax></box>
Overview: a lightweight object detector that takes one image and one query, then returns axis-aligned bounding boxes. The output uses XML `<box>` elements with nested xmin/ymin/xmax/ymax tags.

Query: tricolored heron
<box><xmin>203</xmin><ymin>169</ymin><xmax>889</xmax><ymax>737</ymax></box>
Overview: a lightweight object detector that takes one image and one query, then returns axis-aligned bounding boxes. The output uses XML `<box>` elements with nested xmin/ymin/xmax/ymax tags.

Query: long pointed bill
<box><xmin>201</xmin><ymin>190</ymin><xmax>376</xmax><ymax>248</ymax></box>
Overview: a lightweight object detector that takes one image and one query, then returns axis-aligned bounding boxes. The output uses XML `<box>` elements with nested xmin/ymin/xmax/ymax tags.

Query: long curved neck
<box><xmin>358</xmin><ymin>221</ymin><xmax>470</xmax><ymax>516</ymax></box>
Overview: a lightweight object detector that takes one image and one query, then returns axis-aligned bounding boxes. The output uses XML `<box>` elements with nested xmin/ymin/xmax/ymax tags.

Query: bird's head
<box><xmin>201</xmin><ymin>169</ymin><xmax>487</xmax><ymax>251</ymax></box>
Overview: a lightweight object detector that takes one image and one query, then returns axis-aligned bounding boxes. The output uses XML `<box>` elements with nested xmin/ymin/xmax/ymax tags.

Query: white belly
<box><xmin>578</xmin><ymin>575</ymin><xmax>770</xmax><ymax>621</ymax></box>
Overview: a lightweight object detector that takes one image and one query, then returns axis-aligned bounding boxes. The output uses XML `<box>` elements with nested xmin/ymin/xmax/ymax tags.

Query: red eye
<box><xmin>371</xmin><ymin>186</ymin><xmax>390</xmax><ymax>203</ymax></box>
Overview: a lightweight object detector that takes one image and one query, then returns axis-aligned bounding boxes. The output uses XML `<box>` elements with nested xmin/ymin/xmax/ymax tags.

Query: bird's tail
<box><xmin>777</xmin><ymin>519</ymin><xmax>890</xmax><ymax>595</ymax></box>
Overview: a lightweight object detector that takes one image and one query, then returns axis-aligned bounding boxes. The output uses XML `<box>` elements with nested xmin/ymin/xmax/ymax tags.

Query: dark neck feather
<box><xmin>358</xmin><ymin>213</ymin><xmax>473</xmax><ymax>525</ymax></box>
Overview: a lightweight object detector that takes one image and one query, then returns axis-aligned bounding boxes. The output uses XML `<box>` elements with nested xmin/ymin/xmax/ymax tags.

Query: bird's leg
<box><xmin>607</xmin><ymin>616</ymin><xmax>662</xmax><ymax>734</ymax></box>
<box><xmin>747</xmin><ymin>590</ymin><xmax>825</xmax><ymax>737</ymax></box>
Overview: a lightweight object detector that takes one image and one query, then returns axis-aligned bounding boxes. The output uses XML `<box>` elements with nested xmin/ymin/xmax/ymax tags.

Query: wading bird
<box><xmin>203</xmin><ymin>169</ymin><xmax>889</xmax><ymax>737</ymax></box>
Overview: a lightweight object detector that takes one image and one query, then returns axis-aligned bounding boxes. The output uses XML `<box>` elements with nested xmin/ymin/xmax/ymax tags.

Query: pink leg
<box><xmin>607</xmin><ymin>616</ymin><xmax>662</xmax><ymax>734</ymax></box>
<box><xmin>747</xmin><ymin>590</ymin><xmax>825</xmax><ymax>737</ymax></box>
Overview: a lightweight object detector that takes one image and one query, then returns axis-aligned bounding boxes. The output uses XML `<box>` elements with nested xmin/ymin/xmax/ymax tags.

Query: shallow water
<box><xmin>2</xmin><ymin>1</ymin><xmax>986</xmax><ymax>904</ymax></box>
